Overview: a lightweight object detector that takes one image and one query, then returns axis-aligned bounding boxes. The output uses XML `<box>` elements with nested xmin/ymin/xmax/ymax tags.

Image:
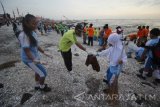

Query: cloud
<box><xmin>1</xmin><ymin>0</ymin><xmax>160</xmax><ymax>19</ymax></box>
<box><xmin>134</xmin><ymin>0</ymin><xmax>160</xmax><ymax>7</ymax></box>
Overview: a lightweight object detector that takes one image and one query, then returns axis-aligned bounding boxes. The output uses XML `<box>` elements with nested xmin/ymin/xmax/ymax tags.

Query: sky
<box><xmin>0</xmin><ymin>0</ymin><xmax>160</xmax><ymax>20</ymax></box>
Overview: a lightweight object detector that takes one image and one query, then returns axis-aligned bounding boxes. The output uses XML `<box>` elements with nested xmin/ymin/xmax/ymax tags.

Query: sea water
<box><xmin>85</xmin><ymin>19</ymin><xmax>160</xmax><ymax>35</ymax></box>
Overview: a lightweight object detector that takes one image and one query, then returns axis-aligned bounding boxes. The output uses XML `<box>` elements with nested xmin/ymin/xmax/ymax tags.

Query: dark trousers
<box><xmin>83</xmin><ymin>33</ymin><xmax>87</xmax><ymax>44</ymax></box>
<box><xmin>61</xmin><ymin>49</ymin><xmax>72</xmax><ymax>71</ymax></box>
<box><xmin>88</xmin><ymin>37</ymin><xmax>93</xmax><ymax>46</ymax></box>
<box><xmin>103</xmin><ymin>38</ymin><xmax>108</xmax><ymax>46</ymax></box>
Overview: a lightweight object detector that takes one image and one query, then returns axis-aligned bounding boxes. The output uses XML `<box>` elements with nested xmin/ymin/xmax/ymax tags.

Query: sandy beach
<box><xmin>0</xmin><ymin>25</ymin><xmax>160</xmax><ymax>107</ymax></box>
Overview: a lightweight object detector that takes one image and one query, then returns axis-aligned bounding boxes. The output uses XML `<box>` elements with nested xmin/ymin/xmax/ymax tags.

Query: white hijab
<box><xmin>107</xmin><ymin>33</ymin><xmax>125</xmax><ymax>66</ymax></box>
<box><xmin>98</xmin><ymin>33</ymin><xmax>127</xmax><ymax>66</ymax></box>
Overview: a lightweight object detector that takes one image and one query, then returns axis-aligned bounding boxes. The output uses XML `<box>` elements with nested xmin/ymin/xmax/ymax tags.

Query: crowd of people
<box><xmin>125</xmin><ymin>26</ymin><xmax>160</xmax><ymax>84</ymax></box>
<box><xmin>7</xmin><ymin>13</ymin><xmax>160</xmax><ymax>105</ymax></box>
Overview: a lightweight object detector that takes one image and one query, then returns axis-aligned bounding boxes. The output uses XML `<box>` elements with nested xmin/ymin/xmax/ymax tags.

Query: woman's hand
<box><xmin>40</xmin><ymin>61</ymin><xmax>48</xmax><ymax>65</ymax></box>
<box><xmin>118</xmin><ymin>60</ymin><xmax>123</xmax><ymax>64</ymax></box>
<box><xmin>33</xmin><ymin>59</ymin><xmax>40</xmax><ymax>64</ymax></box>
<box><xmin>33</xmin><ymin>59</ymin><xmax>48</xmax><ymax>65</ymax></box>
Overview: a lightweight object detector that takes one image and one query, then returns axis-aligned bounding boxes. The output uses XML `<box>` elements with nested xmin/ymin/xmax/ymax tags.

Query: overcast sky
<box><xmin>0</xmin><ymin>0</ymin><xmax>160</xmax><ymax>20</ymax></box>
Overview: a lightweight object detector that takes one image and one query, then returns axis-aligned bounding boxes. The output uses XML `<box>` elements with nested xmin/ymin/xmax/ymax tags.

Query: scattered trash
<box><xmin>74</xmin><ymin>53</ymin><xmax>79</xmax><ymax>56</ymax></box>
<box><xmin>0</xmin><ymin>60</ymin><xmax>19</xmax><ymax>70</ymax></box>
<box><xmin>0</xmin><ymin>83</ymin><xmax>4</xmax><ymax>88</ymax></box>
<box><xmin>20</xmin><ymin>93</ymin><xmax>33</xmax><ymax>105</ymax></box>
<box><xmin>134</xmin><ymin>93</ymin><xmax>145</xmax><ymax>105</ymax></box>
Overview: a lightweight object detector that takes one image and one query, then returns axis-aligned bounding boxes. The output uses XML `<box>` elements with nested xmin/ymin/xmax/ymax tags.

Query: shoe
<box><xmin>0</xmin><ymin>83</ymin><xmax>4</xmax><ymax>88</ymax></box>
<box><xmin>68</xmin><ymin>70</ymin><xmax>73</xmax><ymax>73</ymax></box>
<box><xmin>146</xmin><ymin>72</ymin><xmax>152</xmax><ymax>77</ymax></box>
<box><xmin>136</xmin><ymin>74</ymin><xmax>146</xmax><ymax>80</ymax></box>
<box><xmin>40</xmin><ymin>85</ymin><xmax>51</xmax><ymax>92</ymax></box>
<box><xmin>103</xmin><ymin>88</ymin><xmax>109</xmax><ymax>94</ymax></box>
<box><xmin>69</xmin><ymin>71</ymin><xmax>75</xmax><ymax>75</ymax></box>
<box><xmin>138</xmin><ymin>68</ymin><xmax>144</xmax><ymax>74</ymax></box>
<box><xmin>152</xmin><ymin>80</ymin><xmax>158</xmax><ymax>86</ymax></box>
<box><xmin>103</xmin><ymin>79</ymin><xmax>108</xmax><ymax>84</ymax></box>
<box><xmin>155</xmin><ymin>79</ymin><xmax>160</xmax><ymax>83</ymax></box>
<box><xmin>35</xmin><ymin>86</ymin><xmax>40</xmax><ymax>90</ymax></box>
<box><xmin>34</xmin><ymin>84</ymin><xmax>48</xmax><ymax>90</ymax></box>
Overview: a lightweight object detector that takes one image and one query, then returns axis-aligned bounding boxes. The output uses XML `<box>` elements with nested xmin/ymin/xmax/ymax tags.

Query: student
<box><xmin>93</xmin><ymin>28</ymin><xmax>97</xmax><ymax>41</ymax></box>
<box><xmin>142</xmin><ymin>26</ymin><xmax>146</xmax><ymax>36</ymax></box>
<box><xmin>142</xmin><ymin>26</ymin><xmax>148</xmax><ymax>44</ymax></box>
<box><xmin>127</xmin><ymin>33</ymin><xmax>137</xmax><ymax>44</ymax></box>
<box><xmin>12</xmin><ymin>20</ymin><xmax>21</xmax><ymax>38</ymax></box>
<box><xmin>98</xmin><ymin>26</ymin><xmax>105</xmax><ymax>46</ymax></box>
<box><xmin>137</xmin><ymin>28</ymin><xmax>160</xmax><ymax>80</ymax></box>
<box><xmin>137</xmin><ymin>26</ymin><xmax>144</xmax><ymax>46</ymax></box>
<box><xmin>87</xmin><ymin>23</ymin><xmax>94</xmax><ymax>46</ymax></box>
<box><xmin>145</xmin><ymin>26</ymin><xmax>150</xmax><ymax>37</ymax></box>
<box><xmin>59</xmin><ymin>24</ymin><xmax>86</xmax><ymax>72</ymax></box>
<box><xmin>127</xmin><ymin>36</ymin><xmax>145</xmax><ymax>60</ymax></box>
<box><xmin>18</xmin><ymin>14</ymin><xmax>52</xmax><ymax>92</ymax></box>
<box><xmin>97</xmin><ymin>27</ymin><xmax>100</xmax><ymax>38</ymax></box>
<box><xmin>44</xmin><ymin>23</ymin><xmax>47</xmax><ymax>34</ymax></box>
<box><xmin>39</xmin><ymin>22</ymin><xmax>44</xmax><ymax>35</ymax></box>
<box><xmin>97</xmin><ymin>28</ymin><xmax>127</xmax><ymax>105</ymax></box>
<box><xmin>83</xmin><ymin>24</ymin><xmax>87</xmax><ymax>44</ymax></box>
<box><xmin>103</xmin><ymin>24</ymin><xmax>112</xmax><ymax>46</ymax></box>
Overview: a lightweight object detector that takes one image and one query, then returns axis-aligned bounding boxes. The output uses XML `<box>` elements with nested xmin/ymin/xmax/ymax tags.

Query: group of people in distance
<box><xmin>15</xmin><ymin>14</ymin><xmax>160</xmax><ymax>106</ymax></box>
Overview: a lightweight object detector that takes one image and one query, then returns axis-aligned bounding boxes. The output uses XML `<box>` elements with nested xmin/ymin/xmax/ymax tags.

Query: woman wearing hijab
<box><xmin>97</xmin><ymin>27</ymin><xmax>127</xmax><ymax>105</ymax></box>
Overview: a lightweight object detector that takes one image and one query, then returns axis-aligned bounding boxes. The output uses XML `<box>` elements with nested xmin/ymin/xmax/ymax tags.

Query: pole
<box><xmin>0</xmin><ymin>0</ymin><xmax>6</xmax><ymax>15</ymax></box>
<box><xmin>17</xmin><ymin>7</ymin><xmax>20</xmax><ymax>17</ymax></box>
<box><xmin>0</xmin><ymin>0</ymin><xmax>7</xmax><ymax>20</ymax></box>
<box><xmin>0</xmin><ymin>0</ymin><xmax>8</xmax><ymax>26</ymax></box>
<box><xmin>13</xmin><ymin>10</ymin><xmax>15</xmax><ymax>20</ymax></box>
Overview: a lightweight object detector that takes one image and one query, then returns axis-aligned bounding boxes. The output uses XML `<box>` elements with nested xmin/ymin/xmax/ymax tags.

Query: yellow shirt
<box><xmin>59</xmin><ymin>30</ymin><xmax>77</xmax><ymax>52</ymax></box>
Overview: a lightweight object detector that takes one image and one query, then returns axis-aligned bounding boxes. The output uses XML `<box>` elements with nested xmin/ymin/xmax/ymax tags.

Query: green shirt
<box><xmin>59</xmin><ymin>30</ymin><xmax>77</xmax><ymax>52</ymax></box>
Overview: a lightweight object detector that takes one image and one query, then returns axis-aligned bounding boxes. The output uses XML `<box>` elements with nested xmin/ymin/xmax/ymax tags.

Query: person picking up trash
<box><xmin>59</xmin><ymin>24</ymin><xmax>86</xmax><ymax>73</ymax></box>
<box><xmin>97</xmin><ymin>27</ymin><xmax>127</xmax><ymax>105</ymax></box>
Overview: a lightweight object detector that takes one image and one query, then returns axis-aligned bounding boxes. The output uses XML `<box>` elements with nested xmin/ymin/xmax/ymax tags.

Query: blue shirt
<box><xmin>146</xmin><ymin>38</ymin><xmax>160</xmax><ymax>58</ymax></box>
<box><xmin>18</xmin><ymin>31</ymin><xmax>40</xmax><ymax>63</ymax></box>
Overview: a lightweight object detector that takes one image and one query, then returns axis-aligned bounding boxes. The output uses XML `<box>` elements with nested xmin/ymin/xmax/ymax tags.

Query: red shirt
<box><xmin>104</xmin><ymin>28</ymin><xmax>112</xmax><ymax>38</ymax></box>
<box><xmin>87</xmin><ymin>27</ymin><xmax>94</xmax><ymax>37</ymax></box>
<box><xmin>137</xmin><ymin>29</ymin><xmax>144</xmax><ymax>38</ymax></box>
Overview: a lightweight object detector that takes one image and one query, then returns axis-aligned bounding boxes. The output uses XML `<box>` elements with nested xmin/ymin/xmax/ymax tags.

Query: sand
<box><xmin>0</xmin><ymin>25</ymin><xmax>160</xmax><ymax>107</ymax></box>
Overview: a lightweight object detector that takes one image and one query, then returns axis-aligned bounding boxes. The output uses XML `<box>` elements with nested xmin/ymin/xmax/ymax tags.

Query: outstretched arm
<box><xmin>38</xmin><ymin>46</ymin><xmax>53</xmax><ymax>58</ymax></box>
<box><xmin>75</xmin><ymin>42</ymin><xmax>86</xmax><ymax>51</ymax></box>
